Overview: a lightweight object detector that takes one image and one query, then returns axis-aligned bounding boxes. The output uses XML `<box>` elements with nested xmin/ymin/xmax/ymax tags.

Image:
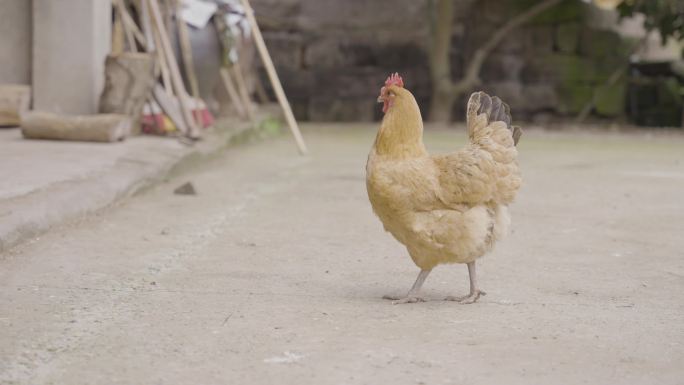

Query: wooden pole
<box><xmin>153</xmin><ymin>22</ymin><xmax>174</xmax><ymax>96</ymax></box>
<box><xmin>253</xmin><ymin>72</ymin><xmax>270</xmax><ymax>104</ymax></box>
<box><xmin>240</xmin><ymin>0</ymin><xmax>308</xmax><ymax>155</ymax></box>
<box><xmin>148</xmin><ymin>0</ymin><xmax>200</xmax><ymax>139</ymax></box>
<box><xmin>174</xmin><ymin>0</ymin><xmax>200</xmax><ymax>101</ymax></box>
<box><xmin>220</xmin><ymin>67</ymin><xmax>247</xmax><ymax>119</ymax></box>
<box><xmin>116</xmin><ymin>0</ymin><xmax>148</xmax><ymax>50</ymax></box>
<box><xmin>114</xmin><ymin>0</ymin><xmax>137</xmax><ymax>52</ymax></box>
<box><xmin>231</xmin><ymin>62</ymin><xmax>255</xmax><ymax>121</ymax></box>
<box><xmin>112</xmin><ymin>8</ymin><xmax>125</xmax><ymax>54</ymax></box>
<box><xmin>174</xmin><ymin>0</ymin><xmax>202</xmax><ymax>125</ymax></box>
<box><xmin>141</xmin><ymin>0</ymin><xmax>173</xmax><ymax>96</ymax></box>
<box><xmin>140</xmin><ymin>0</ymin><xmax>155</xmax><ymax>49</ymax></box>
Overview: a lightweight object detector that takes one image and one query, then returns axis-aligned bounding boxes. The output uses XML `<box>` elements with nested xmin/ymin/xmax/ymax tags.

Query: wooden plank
<box><xmin>174</xmin><ymin>0</ymin><xmax>200</xmax><ymax>101</ymax></box>
<box><xmin>231</xmin><ymin>62</ymin><xmax>255</xmax><ymax>121</ymax></box>
<box><xmin>140</xmin><ymin>0</ymin><xmax>156</xmax><ymax>49</ymax></box>
<box><xmin>114</xmin><ymin>0</ymin><xmax>137</xmax><ymax>52</ymax></box>
<box><xmin>174</xmin><ymin>0</ymin><xmax>202</xmax><ymax>126</ymax></box>
<box><xmin>116</xmin><ymin>0</ymin><xmax>148</xmax><ymax>50</ymax></box>
<box><xmin>219</xmin><ymin>67</ymin><xmax>247</xmax><ymax>119</ymax></box>
<box><xmin>138</xmin><ymin>0</ymin><xmax>171</xmax><ymax>96</ymax></box>
<box><xmin>112</xmin><ymin>8</ymin><xmax>126</xmax><ymax>54</ymax></box>
<box><xmin>253</xmin><ymin>71</ymin><xmax>270</xmax><ymax>104</ymax></box>
<box><xmin>152</xmin><ymin>84</ymin><xmax>188</xmax><ymax>134</ymax></box>
<box><xmin>21</xmin><ymin>112</ymin><xmax>131</xmax><ymax>142</ymax></box>
<box><xmin>151</xmin><ymin>12</ymin><xmax>173</xmax><ymax>96</ymax></box>
<box><xmin>148</xmin><ymin>0</ymin><xmax>200</xmax><ymax>139</ymax></box>
<box><xmin>240</xmin><ymin>0</ymin><xmax>307</xmax><ymax>154</ymax></box>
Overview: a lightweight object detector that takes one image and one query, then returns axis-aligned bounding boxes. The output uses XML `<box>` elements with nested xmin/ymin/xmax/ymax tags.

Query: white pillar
<box><xmin>32</xmin><ymin>0</ymin><xmax>111</xmax><ymax>114</ymax></box>
<box><xmin>0</xmin><ymin>0</ymin><xmax>32</xmax><ymax>85</ymax></box>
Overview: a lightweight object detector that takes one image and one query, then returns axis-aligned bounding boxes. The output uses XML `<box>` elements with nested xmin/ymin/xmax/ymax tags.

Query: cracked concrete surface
<box><xmin>0</xmin><ymin>113</ymin><xmax>274</xmax><ymax>253</ymax></box>
<box><xmin>0</xmin><ymin>124</ymin><xmax>683</xmax><ymax>384</ymax></box>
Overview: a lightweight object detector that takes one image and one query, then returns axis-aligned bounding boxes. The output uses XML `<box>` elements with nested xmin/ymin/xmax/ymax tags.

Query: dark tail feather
<box><xmin>512</xmin><ymin>126</ymin><xmax>522</xmax><ymax>146</ymax></box>
<box><xmin>468</xmin><ymin>91</ymin><xmax>521</xmax><ymax>146</ymax></box>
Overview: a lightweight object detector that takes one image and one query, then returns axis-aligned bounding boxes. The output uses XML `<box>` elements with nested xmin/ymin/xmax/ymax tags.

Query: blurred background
<box><xmin>250</xmin><ymin>0</ymin><xmax>684</xmax><ymax>126</ymax></box>
<box><xmin>0</xmin><ymin>0</ymin><xmax>682</xmax><ymax>133</ymax></box>
<box><xmin>1</xmin><ymin>2</ymin><xmax>683</xmax><ymax>382</ymax></box>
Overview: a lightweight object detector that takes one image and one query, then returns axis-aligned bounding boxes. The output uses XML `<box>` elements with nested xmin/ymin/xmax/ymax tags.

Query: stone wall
<box><xmin>473</xmin><ymin>1</ymin><xmax>633</xmax><ymax>121</ymax></box>
<box><xmin>251</xmin><ymin>0</ymin><xmax>632</xmax><ymax>122</ymax></box>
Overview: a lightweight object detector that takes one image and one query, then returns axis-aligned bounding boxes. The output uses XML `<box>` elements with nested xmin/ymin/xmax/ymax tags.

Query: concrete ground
<box><xmin>0</xmin><ymin>112</ymin><xmax>276</xmax><ymax>252</ymax></box>
<box><xmin>1</xmin><ymin>124</ymin><xmax>683</xmax><ymax>384</ymax></box>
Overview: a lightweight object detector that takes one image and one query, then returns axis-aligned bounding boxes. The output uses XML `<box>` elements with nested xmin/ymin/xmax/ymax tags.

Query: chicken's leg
<box><xmin>383</xmin><ymin>269</ymin><xmax>431</xmax><ymax>304</ymax></box>
<box><xmin>445</xmin><ymin>261</ymin><xmax>486</xmax><ymax>304</ymax></box>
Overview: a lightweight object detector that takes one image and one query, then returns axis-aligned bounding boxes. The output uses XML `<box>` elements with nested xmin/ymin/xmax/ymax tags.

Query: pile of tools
<box><xmin>7</xmin><ymin>0</ymin><xmax>307</xmax><ymax>154</ymax></box>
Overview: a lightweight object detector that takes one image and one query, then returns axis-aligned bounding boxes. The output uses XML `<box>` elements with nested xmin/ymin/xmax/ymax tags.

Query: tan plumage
<box><xmin>366</xmin><ymin>79</ymin><xmax>522</xmax><ymax>304</ymax></box>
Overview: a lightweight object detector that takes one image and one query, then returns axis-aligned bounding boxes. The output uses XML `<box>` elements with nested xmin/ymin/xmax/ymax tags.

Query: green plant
<box><xmin>617</xmin><ymin>0</ymin><xmax>684</xmax><ymax>46</ymax></box>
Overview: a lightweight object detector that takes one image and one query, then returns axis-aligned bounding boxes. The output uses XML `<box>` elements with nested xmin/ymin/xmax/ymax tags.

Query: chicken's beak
<box><xmin>377</xmin><ymin>95</ymin><xmax>384</xmax><ymax>103</ymax></box>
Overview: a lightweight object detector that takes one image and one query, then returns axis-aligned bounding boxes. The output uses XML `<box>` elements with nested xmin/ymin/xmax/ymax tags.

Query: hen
<box><xmin>366</xmin><ymin>73</ymin><xmax>522</xmax><ymax>304</ymax></box>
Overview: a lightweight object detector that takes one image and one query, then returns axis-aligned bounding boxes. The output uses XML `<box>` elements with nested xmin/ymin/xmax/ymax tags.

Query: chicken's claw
<box><xmin>382</xmin><ymin>294</ymin><xmax>427</xmax><ymax>305</ymax></box>
<box><xmin>444</xmin><ymin>290</ymin><xmax>486</xmax><ymax>304</ymax></box>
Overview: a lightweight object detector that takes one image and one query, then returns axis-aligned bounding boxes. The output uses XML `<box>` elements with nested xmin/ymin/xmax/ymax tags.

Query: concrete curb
<box><xmin>0</xmin><ymin>110</ymin><xmax>282</xmax><ymax>253</ymax></box>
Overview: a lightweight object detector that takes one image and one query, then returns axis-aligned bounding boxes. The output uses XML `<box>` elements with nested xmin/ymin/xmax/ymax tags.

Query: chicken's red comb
<box><xmin>384</xmin><ymin>72</ymin><xmax>404</xmax><ymax>88</ymax></box>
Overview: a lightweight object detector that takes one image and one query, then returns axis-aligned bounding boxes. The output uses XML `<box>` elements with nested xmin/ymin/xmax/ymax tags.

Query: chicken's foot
<box><xmin>383</xmin><ymin>269</ymin><xmax>431</xmax><ymax>304</ymax></box>
<box><xmin>445</xmin><ymin>261</ymin><xmax>486</xmax><ymax>304</ymax></box>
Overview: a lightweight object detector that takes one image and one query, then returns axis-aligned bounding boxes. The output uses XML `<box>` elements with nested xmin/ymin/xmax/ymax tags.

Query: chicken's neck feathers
<box><xmin>374</xmin><ymin>90</ymin><xmax>427</xmax><ymax>159</ymax></box>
